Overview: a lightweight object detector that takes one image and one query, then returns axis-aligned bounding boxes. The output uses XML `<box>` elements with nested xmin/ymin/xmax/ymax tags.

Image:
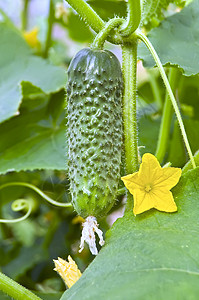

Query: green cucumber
<box><xmin>67</xmin><ymin>48</ymin><xmax>123</xmax><ymax>219</ymax></box>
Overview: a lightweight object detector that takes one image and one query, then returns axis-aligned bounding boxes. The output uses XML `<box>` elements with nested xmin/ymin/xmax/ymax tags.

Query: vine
<box><xmin>137</xmin><ymin>30</ymin><xmax>196</xmax><ymax>168</ymax></box>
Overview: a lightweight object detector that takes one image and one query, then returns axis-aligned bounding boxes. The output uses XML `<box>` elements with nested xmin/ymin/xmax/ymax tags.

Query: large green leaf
<box><xmin>0</xmin><ymin>22</ymin><xmax>66</xmax><ymax>123</ymax></box>
<box><xmin>62</xmin><ymin>167</ymin><xmax>199</xmax><ymax>299</ymax></box>
<box><xmin>0</xmin><ymin>92</ymin><xmax>66</xmax><ymax>174</ymax></box>
<box><xmin>139</xmin><ymin>0</ymin><xmax>199</xmax><ymax>76</ymax></box>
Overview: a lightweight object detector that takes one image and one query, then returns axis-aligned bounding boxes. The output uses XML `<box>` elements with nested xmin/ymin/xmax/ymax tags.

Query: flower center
<box><xmin>145</xmin><ymin>184</ymin><xmax>152</xmax><ymax>193</ymax></box>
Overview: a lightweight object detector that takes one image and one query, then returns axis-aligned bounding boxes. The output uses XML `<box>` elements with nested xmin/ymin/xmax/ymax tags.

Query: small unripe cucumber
<box><xmin>67</xmin><ymin>48</ymin><xmax>123</xmax><ymax>219</ymax></box>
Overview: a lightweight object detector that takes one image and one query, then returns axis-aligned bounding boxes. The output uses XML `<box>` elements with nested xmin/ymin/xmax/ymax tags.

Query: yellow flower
<box><xmin>121</xmin><ymin>153</ymin><xmax>182</xmax><ymax>215</ymax></box>
<box><xmin>23</xmin><ymin>27</ymin><xmax>41</xmax><ymax>50</ymax></box>
<box><xmin>53</xmin><ymin>255</ymin><xmax>82</xmax><ymax>288</ymax></box>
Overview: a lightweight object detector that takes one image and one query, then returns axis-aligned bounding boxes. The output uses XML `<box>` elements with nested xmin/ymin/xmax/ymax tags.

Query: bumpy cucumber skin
<box><xmin>67</xmin><ymin>48</ymin><xmax>123</xmax><ymax>219</ymax></box>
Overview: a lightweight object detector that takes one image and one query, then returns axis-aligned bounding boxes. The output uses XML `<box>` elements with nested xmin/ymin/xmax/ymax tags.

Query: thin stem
<box><xmin>65</xmin><ymin>0</ymin><xmax>105</xmax><ymax>33</ymax></box>
<box><xmin>0</xmin><ymin>182</ymin><xmax>72</xmax><ymax>208</ymax></box>
<box><xmin>122</xmin><ymin>41</ymin><xmax>139</xmax><ymax>211</ymax></box>
<box><xmin>21</xmin><ymin>0</ymin><xmax>29</xmax><ymax>31</ymax></box>
<box><xmin>137</xmin><ymin>31</ymin><xmax>196</xmax><ymax>169</ymax></box>
<box><xmin>155</xmin><ymin>68</ymin><xmax>180</xmax><ymax>162</ymax></box>
<box><xmin>43</xmin><ymin>0</ymin><xmax>54</xmax><ymax>58</ymax></box>
<box><xmin>91</xmin><ymin>18</ymin><xmax>123</xmax><ymax>50</ymax></box>
<box><xmin>119</xmin><ymin>0</ymin><xmax>141</xmax><ymax>36</ymax></box>
<box><xmin>0</xmin><ymin>271</ymin><xmax>42</xmax><ymax>300</ymax></box>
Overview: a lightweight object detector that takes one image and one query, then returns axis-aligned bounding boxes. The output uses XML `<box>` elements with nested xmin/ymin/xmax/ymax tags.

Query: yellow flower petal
<box><xmin>53</xmin><ymin>255</ymin><xmax>81</xmax><ymax>288</ymax></box>
<box><xmin>154</xmin><ymin>167</ymin><xmax>182</xmax><ymax>190</ymax></box>
<box><xmin>133</xmin><ymin>189</ymin><xmax>154</xmax><ymax>215</ymax></box>
<box><xmin>23</xmin><ymin>27</ymin><xmax>41</xmax><ymax>50</ymax></box>
<box><xmin>121</xmin><ymin>172</ymin><xmax>141</xmax><ymax>192</ymax></box>
<box><xmin>152</xmin><ymin>189</ymin><xmax>177</xmax><ymax>212</ymax></box>
<box><xmin>121</xmin><ymin>153</ymin><xmax>181</xmax><ymax>215</ymax></box>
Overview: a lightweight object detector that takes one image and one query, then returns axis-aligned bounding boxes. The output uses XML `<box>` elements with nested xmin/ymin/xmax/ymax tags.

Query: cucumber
<box><xmin>67</xmin><ymin>48</ymin><xmax>123</xmax><ymax>219</ymax></box>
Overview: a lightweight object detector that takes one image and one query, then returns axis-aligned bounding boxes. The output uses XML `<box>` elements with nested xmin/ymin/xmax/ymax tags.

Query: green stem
<box><xmin>0</xmin><ymin>272</ymin><xmax>42</xmax><ymax>300</ymax></box>
<box><xmin>155</xmin><ymin>68</ymin><xmax>180</xmax><ymax>162</ymax></box>
<box><xmin>0</xmin><ymin>182</ymin><xmax>72</xmax><ymax>208</ymax></box>
<box><xmin>122</xmin><ymin>42</ymin><xmax>139</xmax><ymax>174</ymax></box>
<box><xmin>21</xmin><ymin>0</ymin><xmax>29</xmax><ymax>31</ymax></box>
<box><xmin>137</xmin><ymin>31</ymin><xmax>196</xmax><ymax>169</ymax></box>
<box><xmin>43</xmin><ymin>0</ymin><xmax>54</xmax><ymax>58</ymax></box>
<box><xmin>65</xmin><ymin>0</ymin><xmax>105</xmax><ymax>33</ymax></box>
<box><xmin>91</xmin><ymin>18</ymin><xmax>123</xmax><ymax>49</ymax></box>
<box><xmin>148</xmin><ymin>70</ymin><xmax>162</xmax><ymax>110</ymax></box>
<box><xmin>122</xmin><ymin>41</ymin><xmax>139</xmax><ymax>211</ymax></box>
<box><xmin>119</xmin><ymin>0</ymin><xmax>141</xmax><ymax>36</ymax></box>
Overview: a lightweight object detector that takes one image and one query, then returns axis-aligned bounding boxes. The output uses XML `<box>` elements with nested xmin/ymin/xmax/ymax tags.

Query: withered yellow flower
<box><xmin>23</xmin><ymin>27</ymin><xmax>41</xmax><ymax>50</ymax></box>
<box><xmin>121</xmin><ymin>153</ymin><xmax>182</xmax><ymax>215</ymax></box>
<box><xmin>53</xmin><ymin>255</ymin><xmax>81</xmax><ymax>288</ymax></box>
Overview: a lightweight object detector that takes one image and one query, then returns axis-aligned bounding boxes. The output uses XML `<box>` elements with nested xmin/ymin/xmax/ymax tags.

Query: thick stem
<box><xmin>137</xmin><ymin>31</ymin><xmax>196</xmax><ymax>169</ymax></box>
<box><xmin>0</xmin><ymin>272</ymin><xmax>42</xmax><ymax>300</ymax></box>
<box><xmin>155</xmin><ymin>68</ymin><xmax>180</xmax><ymax>162</ymax></box>
<box><xmin>119</xmin><ymin>0</ymin><xmax>141</xmax><ymax>36</ymax></box>
<box><xmin>65</xmin><ymin>0</ymin><xmax>105</xmax><ymax>33</ymax></box>
<box><xmin>122</xmin><ymin>42</ymin><xmax>139</xmax><ymax>211</ymax></box>
<box><xmin>21</xmin><ymin>0</ymin><xmax>29</xmax><ymax>31</ymax></box>
<box><xmin>43</xmin><ymin>0</ymin><xmax>54</xmax><ymax>58</ymax></box>
<box><xmin>91</xmin><ymin>18</ymin><xmax>123</xmax><ymax>50</ymax></box>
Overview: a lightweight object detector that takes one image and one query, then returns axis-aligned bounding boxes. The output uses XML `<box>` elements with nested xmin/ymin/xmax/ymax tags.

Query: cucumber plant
<box><xmin>0</xmin><ymin>0</ymin><xmax>197</xmax><ymax>299</ymax></box>
<box><xmin>65</xmin><ymin>0</ymin><xmax>196</xmax><ymax>254</ymax></box>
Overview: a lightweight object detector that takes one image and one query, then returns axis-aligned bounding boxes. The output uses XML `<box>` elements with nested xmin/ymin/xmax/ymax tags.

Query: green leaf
<box><xmin>88</xmin><ymin>0</ymin><xmax>127</xmax><ymax>21</ymax></box>
<box><xmin>61</xmin><ymin>167</ymin><xmax>199</xmax><ymax>299</ymax></box>
<box><xmin>0</xmin><ymin>92</ymin><xmax>66</xmax><ymax>174</ymax></box>
<box><xmin>35</xmin><ymin>292</ymin><xmax>63</xmax><ymax>300</ymax></box>
<box><xmin>168</xmin><ymin>119</ymin><xmax>199</xmax><ymax>167</ymax></box>
<box><xmin>139</xmin><ymin>0</ymin><xmax>199</xmax><ymax>76</ymax></box>
<box><xmin>0</xmin><ymin>22</ymin><xmax>66</xmax><ymax>123</ymax></box>
<box><xmin>183</xmin><ymin>150</ymin><xmax>199</xmax><ymax>173</ymax></box>
<box><xmin>2</xmin><ymin>242</ymin><xmax>47</xmax><ymax>280</ymax></box>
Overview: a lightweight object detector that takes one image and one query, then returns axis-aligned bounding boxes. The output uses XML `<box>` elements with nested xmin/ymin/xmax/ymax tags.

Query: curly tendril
<box><xmin>0</xmin><ymin>199</ymin><xmax>32</xmax><ymax>224</ymax></box>
<box><xmin>0</xmin><ymin>182</ymin><xmax>72</xmax><ymax>224</ymax></box>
